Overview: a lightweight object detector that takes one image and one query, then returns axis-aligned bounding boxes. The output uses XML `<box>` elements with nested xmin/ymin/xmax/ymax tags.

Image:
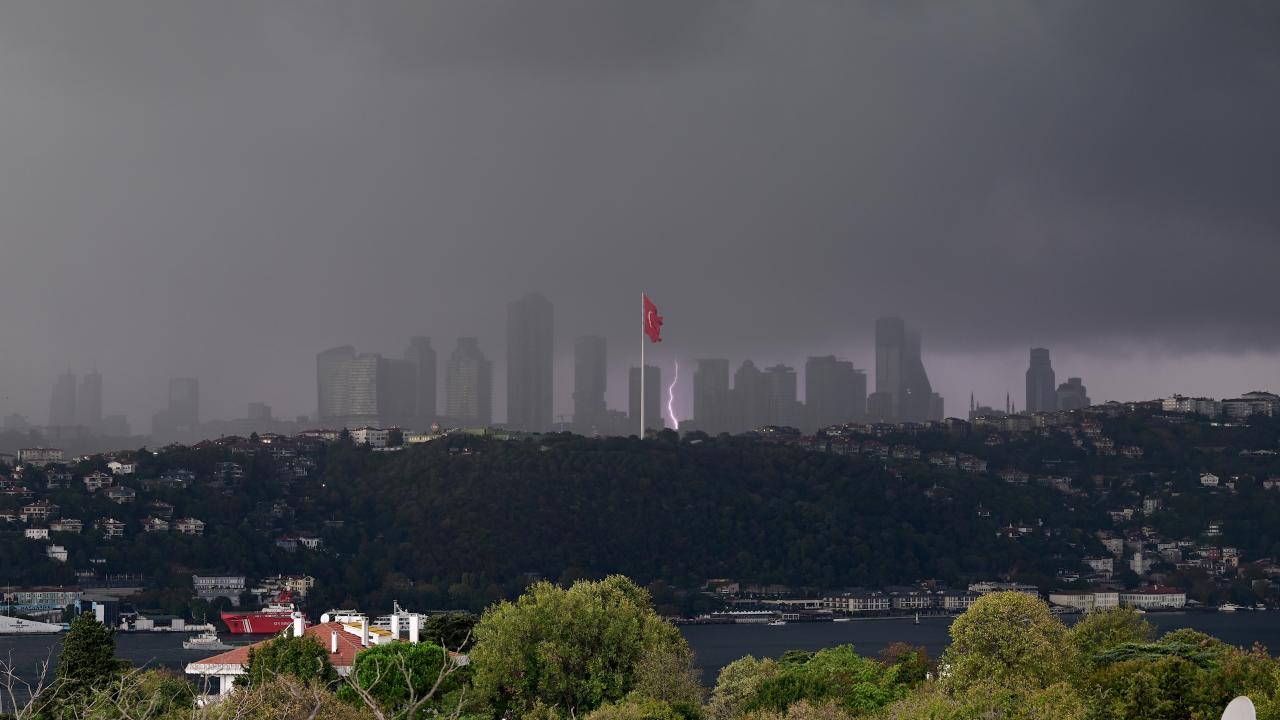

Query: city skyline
<box><xmin>0</xmin><ymin>3</ymin><xmax>1276</xmax><ymax>431</ymax></box>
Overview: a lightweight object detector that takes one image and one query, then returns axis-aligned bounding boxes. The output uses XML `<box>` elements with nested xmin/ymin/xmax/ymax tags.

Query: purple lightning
<box><xmin>667</xmin><ymin>358</ymin><xmax>680</xmax><ymax>430</ymax></box>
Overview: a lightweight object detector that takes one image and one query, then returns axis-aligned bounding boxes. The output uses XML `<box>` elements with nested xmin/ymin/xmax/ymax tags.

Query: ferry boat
<box><xmin>768</xmin><ymin>620</ymin><xmax>787</xmax><ymax>626</ymax></box>
<box><xmin>832</xmin><ymin>617</ymin><xmax>851</xmax><ymax>623</ymax></box>
<box><xmin>1218</xmin><ymin>603</ymin><xmax>1243</xmax><ymax>613</ymax></box>
<box><xmin>221</xmin><ymin>592</ymin><xmax>309</xmax><ymax>635</ymax></box>
<box><xmin>183</xmin><ymin>630</ymin><xmax>232</xmax><ymax>650</ymax></box>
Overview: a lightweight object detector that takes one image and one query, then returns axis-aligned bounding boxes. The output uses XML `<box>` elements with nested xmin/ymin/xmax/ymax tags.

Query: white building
<box><xmin>24</xmin><ymin>527</ymin><xmax>49</xmax><ymax>540</ymax></box>
<box><xmin>1048</xmin><ymin>591</ymin><xmax>1119</xmax><ymax>612</ymax></box>
<box><xmin>107</xmin><ymin>460</ymin><xmax>137</xmax><ymax>476</ymax></box>
<box><xmin>1119</xmin><ymin>588</ymin><xmax>1187</xmax><ymax>610</ymax></box>
<box><xmin>350</xmin><ymin>426</ymin><xmax>391</xmax><ymax>448</ymax></box>
<box><xmin>17</xmin><ymin>448</ymin><xmax>64</xmax><ymax>466</ymax></box>
<box><xmin>1200</xmin><ymin>473</ymin><xmax>1220</xmax><ymax>487</ymax></box>
<box><xmin>1222</xmin><ymin>392</ymin><xmax>1280</xmax><ymax>419</ymax></box>
<box><xmin>1162</xmin><ymin>395</ymin><xmax>1222</xmax><ymax>416</ymax></box>
<box><xmin>46</xmin><ymin>545</ymin><xmax>68</xmax><ymax>562</ymax></box>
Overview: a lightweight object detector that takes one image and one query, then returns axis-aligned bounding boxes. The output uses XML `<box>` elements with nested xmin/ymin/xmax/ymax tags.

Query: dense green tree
<box><xmin>337</xmin><ymin>641</ymin><xmax>466</xmax><ymax>719</ymax></box>
<box><xmin>940</xmin><ymin>592</ymin><xmax>1072</xmax><ymax>693</ymax></box>
<box><xmin>1068</xmin><ymin>607</ymin><xmax>1154</xmax><ymax>666</ymax></box>
<box><xmin>55</xmin><ymin>614</ymin><xmax>121</xmax><ymax>695</ymax></box>
<box><xmin>421</xmin><ymin>612</ymin><xmax>478</xmax><ymax>651</ymax></box>
<box><xmin>469</xmin><ymin>576</ymin><xmax>693</xmax><ymax>719</ymax></box>
<box><xmin>238</xmin><ymin>635</ymin><xmax>339</xmax><ymax>689</ymax></box>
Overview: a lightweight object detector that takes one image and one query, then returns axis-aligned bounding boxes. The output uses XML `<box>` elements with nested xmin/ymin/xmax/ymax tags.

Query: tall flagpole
<box><xmin>640</xmin><ymin>292</ymin><xmax>645</xmax><ymax>438</ymax></box>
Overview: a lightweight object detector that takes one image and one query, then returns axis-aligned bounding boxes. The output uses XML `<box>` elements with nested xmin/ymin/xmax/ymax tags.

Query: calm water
<box><xmin>4</xmin><ymin>612</ymin><xmax>1280</xmax><ymax>692</ymax></box>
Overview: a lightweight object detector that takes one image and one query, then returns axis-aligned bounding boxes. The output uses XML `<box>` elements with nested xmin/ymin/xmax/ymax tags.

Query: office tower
<box><xmin>804</xmin><ymin>356</ymin><xmax>865</xmax><ymax>431</ymax></box>
<box><xmin>48</xmin><ymin>372</ymin><xmax>77</xmax><ymax>428</ymax></box>
<box><xmin>377</xmin><ymin>357</ymin><xmax>418</xmax><ymax>423</ymax></box>
<box><xmin>874</xmin><ymin>318</ymin><xmax>905</xmax><ymax>420</ymax></box>
<box><xmin>76</xmin><ymin>371</ymin><xmax>103</xmax><ymax>430</ymax></box>
<box><xmin>731</xmin><ymin>360</ymin><xmax>769</xmax><ymax>432</ymax></box>
<box><xmin>693</xmin><ymin>359</ymin><xmax>731</xmax><ymax>434</ymax></box>
<box><xmin>446</xmin><ymin>338</ymin><xmax>492</xmax><ymax>426</ymax></box>
<box><xmin>929</xmin><ymin>393</ymin><xmax>945</xmax><ymax>422</ymax></box>
<box><xmin>404</xmin><ymin>337</ymin><xmax>437</xmax><ymax>421</ymax></box>
<box><xmin>317</xmin><ymin>346</ymin><xmax>357</xmax><ymax>421</ymax></box>
<box><xmin>168</xmin><ymin>378</ymin><xmax>200</xmax><ymax>426</ymax></box>
<box><xmin>573</xmin><ymin>336</ymin><xmax>608</xmax><ymax>434</ymax></box>
<box><xmin>506</xmin><ymin>293</ymin><xmax>554</xmax><ymax>432</ymax></box>
<box><xmin>247</xmin><ymin>402</ymin><xmax>273</xmax><ymax>422</ymax></box>
<box><xmin>1025</xmin><ymin>348</ymin><xmax>1057</xmax><ymax>413</ymax></box>
<box><xmin>628</xmin><ymin>365</ymin><xmax>662</xmax><ymax>434</ymax></box>
<box><xmin>762</xmin><ymin>364</ymin><xmax>801</xmax><ymax>427</ymax></box>
<box><xmin>1057</xmin><ymin>377</ymin><xmax>1091</xmax><ymax>411</ymax></box>
<box><xmin>873</xmin><ymin>317</ymin><xmax>936</xmax><ymax>423</ymax></box>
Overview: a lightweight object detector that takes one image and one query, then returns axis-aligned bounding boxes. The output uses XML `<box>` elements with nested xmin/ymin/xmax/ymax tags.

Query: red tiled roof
<box><xmin>188</xmin><ymin>622</ymin><xmax>367</xmax><ymax>672</ymax></box>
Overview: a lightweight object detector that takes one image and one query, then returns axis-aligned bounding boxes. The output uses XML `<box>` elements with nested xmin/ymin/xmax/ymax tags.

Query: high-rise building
<box><xmin>1025</xmin><ymin>348</ymin><xmax>1057</xmax><ymax>414</ymax></box>
<box><xmin>573</xmin><ymin>336</ymin><xmax>608</xmax><ymax>434</ymax></box>
<box><xmin>693</xmin><ymin>359</ymin><xmax>731</xmax><ymax>435</ymax></box>
<box><xmin>317</xmin><ymin>346</ymin><xmax>357</xmax><ymax>421</ymax></box>
<box><xmin>731</xmin><ymin>360</ymin><xmax>769</xmax><ymax>432</ymax></box>
<box><xmin>247</xmin><ymin>402</ymin><xmax>273</xmax><ymax>422</ymax></box>
<box><xmin>1057</xmin><ymin>377</ymin><xmax>1091</xmax><ymax>411</ymax></box>
<box><xmin>873</xmin><ymin>317</ymin><xmax>937</xmax><ymax>423</ymax></box>
<box><xmin>376</xmin><ymin>357</ymin><xmax>418</xmax><ymax>423</ymax></box>
<box><xmin>804</xmin><ymin>356</ymin><xmax>866</xmax><ymax>431</ymax></box>
<box><xmin>763</xmin><ymin>364</ymin><xmax>802</xmax><ymax>428</ymax></box>
<box><xmin>404</xmin><ymin>337</ymin><xmax>437</xmax><ymax>422</ymax></box>
<box><xmin>446</xmin><ymin>338</ymin><xmax>492</xmax><ymax>427</ymax></box>
<box><xmin>48</xmin><ymin>372</ymin><xmax>77</xmax><ymax>428</ymax></box>
<box><xmin>168</xmin><ymin>378</ymin><xmax>200</xmax><ymax>427</ymax></box>
<box><xmin>76</xmin><ymin>372</ymin><xmax>103</xmax><ymax>430</ymax></box>
<box><xmin>628</xmin><ymin>365</ymin><xmax>662</xmax><ymax>434</ymax></box>
<box><xmin>506</xmin><ymin>293</ymin><xmax>554</xmax><ymax>431</ymax></box>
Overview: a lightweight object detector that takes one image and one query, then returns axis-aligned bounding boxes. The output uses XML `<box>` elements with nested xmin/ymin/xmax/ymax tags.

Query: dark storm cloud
<box><xmin>0</xmin><ymin>1</ymin><xmax>1276</xmax><ymax>425</ymax></box>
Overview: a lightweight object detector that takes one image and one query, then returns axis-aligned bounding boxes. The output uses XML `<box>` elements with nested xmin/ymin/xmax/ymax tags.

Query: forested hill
<box><xmin>309</xmin><ymin>433</ymin><xmax>1094</xmax><ymax>609</ymax></box>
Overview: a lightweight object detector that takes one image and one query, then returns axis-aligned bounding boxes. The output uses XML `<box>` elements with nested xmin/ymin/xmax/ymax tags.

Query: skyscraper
<box><xmin>731</xmin><ymin>360</ymin><xmax>769</xmax><ymax>432</ymax></box>
<box><xmin>48</xmin><ymin>372</ymin><xmax>77</xmax><ymax>428</ymax></box>
<box><xmin>376</xmin><ymin>357</ymin><xmax>418</xmax><ymax>423</ymax></box>
<box><xmin>763</xmin><ymin>364</ymin><xmax>802</xmax><ymax>427</ymax></box>
<box><xmin>506</xmin><ymin>293</ymin><xmax>554</xmax><ymax>431</ymax></box>
<box><xmin>1025</xmin><ymin>348</ymin><xmax>1057</xmax><ymax>413</ymax></box>
<box><xmin>317</xmin><ymin>346</ymin><xmax>357</xmax><ymax>421</ymax></box>
<box><xmin>573</xmin><ymin>336</ymin><xmax>608</xmax><ymax>434</ymax></box>
<box><xmin>628</xmin><ymin>365</ymin><xmax>662</xmax><ymax>434</ymax></box>
<box><xmin>76</xmin><ymin>371</ymin><xmax>103</xmax><ymax>430</ymax></box>
<box><xmin>168</xmin><ymin>377</ymin><xmax>200</xmax><ymax>427</ymax></box>
<box><xmin>404</xmin><ymin>337</ymin><xmax>437</xmax><ymax>422</ymax></box>
<box><xmin>693</xmin><ymin>359</ymin><xmax>731</xmax><ymax>434</ymax></box>
<box><xmin>873</xmin><ymin>317</ymin><xmax>937</xmax><ymax>423</ymax></box>
<box><xmin>804</xmin><ymin>356</ymin><xmax>866</xmax><ymax>431</ymax></box>
<box><xmin>447</xmin><ymin>338</ymin><xmax>492</xmax><ymax>426</ymax></box>
<box><xmin>1057</xmin><ymin>377</ymin><xmax>1091</xmax><ymax>411</ymax></box>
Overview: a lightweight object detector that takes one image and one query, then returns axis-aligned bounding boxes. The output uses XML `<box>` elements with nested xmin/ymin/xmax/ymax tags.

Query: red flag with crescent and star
<box><xmin>644</xmin><ymin>294</ymin><xmax>663</xmax><ymax>343</ymax></box>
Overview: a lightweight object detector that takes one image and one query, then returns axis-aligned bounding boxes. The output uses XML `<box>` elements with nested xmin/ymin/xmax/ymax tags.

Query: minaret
<box><xmin>1005</xmin><ymin>392</ymin><xmax>1010</xmax><ymax>414</ymax></box>
<box><xmin>970</xmin><ymin>393</ymin><xmax>975</xmax><ymax>413</ymax></box>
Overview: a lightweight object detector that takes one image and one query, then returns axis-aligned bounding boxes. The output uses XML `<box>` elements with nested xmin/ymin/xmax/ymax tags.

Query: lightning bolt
<box><xmin>667</xmin><ymin>358</ymin><xmax>680</xmax><ymax>430</ymax></box>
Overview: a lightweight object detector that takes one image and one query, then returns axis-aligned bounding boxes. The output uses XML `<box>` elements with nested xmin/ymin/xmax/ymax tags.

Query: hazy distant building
<box><xmin>731</xmin><ymin>360</ymin><xmax>770</xmax><ymax>432</ymax></box>
<box><xmin>693</xmin><ymin>359</ymin><xmax>731</xmax><ymax>435</ymax></box>
<box><xmin>247</xmin><ymin>402</ymin><xmax>273</xmax><ymax>422</ymax></box>
<box><xmin>152</xmin><ymin>377</ymin><xmax>200</xmax><ymax>443</ymax></box>
<box><xmin>804</xmin><ymin>356</ymin><xmax>866</xmax><ymax>431</ymax></box>
<box><xmin>628</xmin><ymin>365</ymin><xmax>662</xmax><ymax>434</ymax></box>
<box><xmin>1057</xmin><ymin>377</ymin><xmax>1091</xmax><ymax>411</ymax></box>
<box><xmin>376</xmin><ymin>357</ymin><xmax>418</xmax><ymax>423</ymax></box>
<box><xmin>446</xmin><ymin>338</ymin><xmax>492</xmax><ymax>427</ymax></box>
<box><xmin>873</xmin><ymin>317</ymin><xmax>937</xmax><ymax>423</ymax></box>
<box><xmin>763</xmin><ymin>364</ymin><xmax>802</xmax><ymax>428</ymax></box>
<box><xmin>317</xmin><ymin>346</ymin><xmax>356</xmax><ymax>421</ymax></box>
<box><xmin>506</xmin><ymin>293</ymin><xmax>554</xmax><ymax>432</ymax></box>
<box><xmin>573</xmin><ymin>336</ymin><xmax>608</xmax><ymax>435</ymax></box>
<box><xmin>48</xmin><ymin>372</ymin><xmax>77</xmax><ymax>428</ymax></box>
<box><xmin>404</xmin><ymin>337</ymin><xmax>437</xmax><ymax>422</ymax></box>
<box><xmin>1025</xmin><ymin>348</ymin><xmax>1057</xmax><ymax>413</ymax></box>
<box><xmin>76</xmin><ymin>372</ymin><xmax>103</xmax><ymax>430</ymax></box>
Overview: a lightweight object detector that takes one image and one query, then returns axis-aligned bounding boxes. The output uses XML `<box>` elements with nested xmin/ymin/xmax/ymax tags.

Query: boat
<box><xmin>1218</xmin><ymin>603</ymin><xmax>1243</xmax><ymax>613</ymax></box>
<box><xmin>1256</xmin><ymin>604</ymin><xmax>1268</xmax><ymax>611</ymax></box>
<box><xmin>832</xmin><ymin>617</ymin><xmax>851</xmax><ymax>623</ymax></box>
<box><xmin>0</xmin><ymin>614</ymin><xmax>63</xmax><ymax>635</ymax></box>
<box><xmin>768</xmin><ymin>620</ymin><xmax>787</xmax><ymax>626</ymax></box>
<box><xmin>183</xmin><ymin>630</ymin><xmax>232</xmax><ymax>650</ymax></box>
<box><xmin>221</xmin><ymin>592</ymin><xmax>309</xmax><ymax>635</ymax></box>
<box><xmin>913</xmin><ymin>613</ymin><xmax>920</xmax><ymax>625</ymax></box>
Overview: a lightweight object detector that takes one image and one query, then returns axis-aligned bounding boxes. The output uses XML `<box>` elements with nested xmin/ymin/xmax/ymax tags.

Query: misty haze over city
<box><xmin>1</xmin><ymin>1</ymin><xmax>1278</xmax><ymax>434</ymax></box>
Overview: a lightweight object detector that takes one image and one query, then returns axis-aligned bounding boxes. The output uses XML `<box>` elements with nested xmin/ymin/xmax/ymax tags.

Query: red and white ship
<box><xmin>220</xmin><ymin>592</ymin><xmax>309</xmax><ymax>635</ymax></box>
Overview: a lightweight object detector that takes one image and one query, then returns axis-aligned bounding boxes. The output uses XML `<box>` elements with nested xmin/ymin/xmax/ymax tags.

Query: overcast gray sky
<box><xmin>0</xmin><ymin>1</ymin><xmax>1277</xmax><ymax>429</ymax></box>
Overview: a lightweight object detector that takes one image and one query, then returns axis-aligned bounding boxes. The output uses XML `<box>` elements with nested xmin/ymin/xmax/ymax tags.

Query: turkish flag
<box><xmin>644</xmin><ymin>294</ymin><xmax>664</xmax><ymax>343</ymax></box>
